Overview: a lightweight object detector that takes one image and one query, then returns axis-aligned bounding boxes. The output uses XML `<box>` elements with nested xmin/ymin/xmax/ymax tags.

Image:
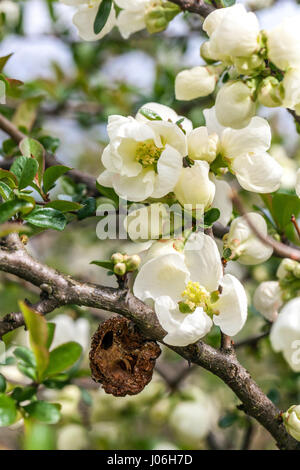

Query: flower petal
<box><xmin>73</xmin><ymin>3</ymin><xmax>116</xmax><ymax>41</ymax></box>
<box><xmin>117</xmin><ymin>9</ymin><xmax>146</xmax><ymax>39</ymax></box>
<box><xmin>213</xmin><ymin>274</ymin><xmax>248</xmax><ymax>336</ymax></box>
<box><xmin>211</xmin><ymin>177</ymin><xmax>232</xmax><ymax>226</ymax></box>
<box><xmin>152</xmin><ymin>145</ymin><xmax>183</xmax><ymax>198</ymax></box>
<box><xmin>112</xmin><ymin>169</ymin><xmax>155</xmax><ymax>201</ymax></box>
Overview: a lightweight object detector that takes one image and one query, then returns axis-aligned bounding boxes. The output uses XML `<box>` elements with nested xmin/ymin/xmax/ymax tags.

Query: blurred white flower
<box><xmin>174</xmin><ymin>160</ymin><xmax>215</xmax><ymax>210</ymax></box>
<box><xmin>283</xmin><ymin>69</ymin><xmax>300</xmax><ymax>113</ymax></box>
<box><xmin>57</xmin><ymin>424</ymin><xmax>88</xmax><ymax>450</ymax></box>
<box><xmin>115</xmin><ymin>0</ymin><xmax>150</xmax><ymax>39</ymax></box>
<box><xmin>98</xmin><ymin>103</ymin><xmax>187</xmax><ymax>202</ymax></box>
<box><xmin>203</xmin><ymin>4</ymin><xmax>260</xmax><ymax>60</ymax></box>
<box><xmin>253</xmin><ymin>281</ymin><xmax>282</xmax><ymax>321</ymax></box>
<box><xmin>175</xmin><ymin>66</ymin><xmax>217</xmax><ymax>101</ymax></box>
<box><xmin>270</xmin><ymin>297</ymin><xmax>300</xmax><ymax>372</ymax></box>
<box><xmin>204</xmin><ymin>107</ymin><xmax>282</xmax><ymax>193</ymax></box>
<box><xmin>226</xmin><ymin>213</ymin><xmax>273</xmax><ymax>265</ymax></box>
<box><xmin>51</xmin><ymin>315</ymin><xmax>90</xmax><ymax>352</ymax></box>
<box><xmin>267</xmin><ymin>16</ymin><xmax>300</xmax><ymax>71</ymax></box>
<box><xmin>269</xmin><ymin>144</ymin><xmax>297</xmax><ymax>190</ymax></box>
<box><xmin>124</xmin><ymin>203</ymin><xmax>170</xmax><ymax>241</ymax></box>
<box><xmin>282</xmin><ymin>405</ymin><xmax>300</xmax><ymax>442</ymax></box>
<box><xmin>134</xmin><ymin>232</ymin><xmax>247</xmax><ymax>346</ymax></box>
<box><xmin>0</xmin><ymin>0</ymin><xmax>20</xmax><ymax>27</ymax></box>
<box><xmin>215</xmin><ymin>81</ymin><xmax>256</xmax><ymax>130</ymax></box>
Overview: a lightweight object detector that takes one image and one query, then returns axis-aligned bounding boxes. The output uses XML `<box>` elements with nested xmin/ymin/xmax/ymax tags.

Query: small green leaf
<box><xmin>45</xmin><ymin>200</ymin><xmax>82</xmax><ymax>213</ymax></box>
<box><xmin>218</xmin><ymin>412</ymin><xmax>238</xmax><ymax>428</ymax></box>
<box><xmin>204</xmin><ymin>208</ymin><xmax>220</xmax><ymax>227</ymax></box>
<box><xmin>0</xmin><ymin>374</ymin><xmax>6</xmax><ymax>393</ymax></box>
<box><xmin>17</xmin><ymin>364</ymin><xmax>37</xmax><ymax>381</ymax></box>
<box><xmin>10</xmin><ymin>156</ymin><xmax>39</xmax><ymax>190</ymax></box>
<box><xmin>0</xmin><ymin>393</ymin><xmax>17</xmax><ymax>427</ymax></box>
<box><xmin>11</xmin><ymin>386</ymin><xmax>36</xmax><ymax>403</ymax></box>
<box><xmin>0</xmin><ymin>169</ymin><xmax>18</xmax><ymax>187</ymax></box>
<box><xmin>24</xmin><ymin>207</ymin><xmax>67</xmax><ymax>231</ymax></box>
<box><xmin>19</xmin><ymin>138</ymin><xmax>45</xmax><ymax>186</ymax></box>
<box><xmin>45</xmin><ymin>342</ymin><xmax>82</xmax><ymax>378</ymax></box>
<box><xmin>223</xmin><ymin>247</ymin><xmax>232</xmax><ymax>260</ymax></box>
<box><xmin>221</xmin><ymin>0</ymin><xmax>236</xmax><ymax>6</ymax></box>
<box><xmin>0</xmin><ymin>199</ymin><xmax>34</xmax><ymax>223</ymax></box>
<box><xmin>13</xmin><ymin>346</ymin><xmax>36</xmax><ymax>368</ymax></box>
<box><xmin>0</xmin><ymin>181</ymin><xmax>13</xmax><ymax>200</ymax></box>
<box><xmin>77</xmin><ymin>197</ymin><xmax>96</xmax><ymax>220</ymax></box>
<box><xmin>23</xmin><ymin>401</ymin><xmax>61</xmax><ymax>424</ymax></box>
<box><xmin>0</xmin><ymin>54</ymin><xmax>13</xmax><ymax>73</ymax></box>
<box><xmin>90</xmin><ymin>260</ymin><xmax>114</xmax><ymax>271</ymax></box>
<box><xmin>19</xmin><ymin>302</ymin><xmax>49</xmax><ymax>383</ymax></box>
<box><xmin>46</xmin><ymin>323</ymin><xmax>56</xmax><ymax>350</ymax></box>
<box><xmin>139</xmin><ymin>107</ymin><xmax>162</xmax><ymax>121</ymax></box>
<box><xmin>93</xmin><ymin>0</ymin><xmax>113</xmax><ymax>34</ymax></box>
<box><xmin>96</xmin><ymin>182</ymin><xmax>119</xmax><ymax>205</ymax></box>
<box><xmin>43</xmin><ymin>165</ymin><xmax>71</xmax><ymax>194</ymax></box>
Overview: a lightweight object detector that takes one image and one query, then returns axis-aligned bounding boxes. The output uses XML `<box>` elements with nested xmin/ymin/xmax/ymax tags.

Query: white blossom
<box><xmin>253</xmin><ymin>281</ymin><xmax>282</xmax><ymax>322</ymax></box>
<box><xmin>187</xmin><ymin>126</ymin><xmax>219</xmax><ymax>163</ymax></box>
<box><xmin>215</xmin><ymin>81</ymin><xmax>256</xmax><ymax>130</ymax></box>
<box><xmin>175</xmin><ymin>66</ymin><xmax>217</xmax><ymax>101</ymax></box>
<box><xmin>226</xmin><ymin>213</ymin><xmax>273</xmax><ymax>265</ymax></box>
<box><xmin>133</xmin><ymin>232</ymin><xmax>247</xmax><ymax>346</ymax></box>
<box><xmin>282</xmin><ymin>405</ymin><xmax>300</xmax><ymax>442</ymax></box>
<box><xmin>270</xmin><ymin>297</ymin><xmax>300</xmax><ymax>372</ymax></box>
<box><xmin>98</xmin><ymin>103</ymin><xmax>187</xmax><ymax>202</ymax></box>
<box><xmin>203</xmin><ymin>4</ymin><xmax>260</xmax><ymax>60</ymax></box>
<box><xmin>267</xmin><ymin>17</ymin><xmax>300</xmax><ymax>71</ymax></box>
<box><xmin>211</xmin><ymin>177</ymin><xmax>232</xmax><ymax>227</ymax></box>
<box><xmin>204</xmin><ymin>107</ymin><xmax>282</xmax><ymax>194</ymax></box>
<box><xmin>115</xmin><ymin>0</ymin><xmax>150</xmax><ymax>39</ymax></box>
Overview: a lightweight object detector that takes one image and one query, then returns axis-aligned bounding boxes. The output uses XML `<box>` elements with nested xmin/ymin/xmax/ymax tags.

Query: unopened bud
<box><xmin>277</xmin><ymin>258</ymin><xmax>297</xmax><ymax>279</ymax></box>
<box><xmin>111</xmin><ymin>253</ymin><xmax>124</xmax><ymax>264</ymax></box>
<box><xmin>145</xmin><ymin>1</ymin><xmax>180</xmax><ymax>34</ymax></box>
<box><xmin>282</xmin><ymin>405</ymin><xmax>300</xmax><ymax>442</ymax></box>
<box><xmin>258</xmin><ymin>77</ymin><xmax>284</xmax><ymax>108</ymax></box>
<box><xmin>126</xmin><ymin>255</ymin><xmax>141</xmax><ymax>272</ymax></box>
<box><xmin>233</xmin><ymin>55</ymin><xmax>265</xmax><ymax>75</ymax></box>
<box><xmin>113</xmin><ymin>263</ymin><xmax>127</xmax><ymax>276</ymax></box>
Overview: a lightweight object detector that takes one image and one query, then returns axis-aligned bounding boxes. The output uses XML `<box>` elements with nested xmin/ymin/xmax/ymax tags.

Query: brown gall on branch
<box><xmin>232</xmin><ymin>191</ymin><xmax>300</xmax><ymax>262</ymax></box>
<box><xmin>0</xmin><ymin>113</ymin><xmax>99</xmax><ymax>198</ymax></box>
<box><xmin>0</xmin><ymin>234</ymin><xmax>299</xmax><ymax>449</ymax></box>
<box><xmin>90</xmin><ymin>316</ymin><xmax>161</xmax><ymax>396</ymax></box>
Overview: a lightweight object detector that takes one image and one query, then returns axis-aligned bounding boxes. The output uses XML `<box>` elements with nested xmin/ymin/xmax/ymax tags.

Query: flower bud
<box><xmin>226</xmin><ymin>213</ymin><xmax>273</xmax><ymax>265</ymax></box>
<box><xmin>111</xmin><ymin>252</ymin><xmax>124</xmax><ymax>264</ymax></box>
<box><xmin>145</xmin><ymin>1</ymin><xmax>180</xmax><ymax>34</ymax></box>
<box><xmin>113</xmin><ymin>262</ymin><xmax>127</xmax><ymax>276</ymax></box>
<box><xmin>187</xmin><ymin>127</ymin><xmax>219</xmax><ymax>163</ymax></box>
<box><xmin>282</xmin><ymin>405</ymin><xmax>300</xmax><ymax>441</ymax></box>
<box><xmin>233</xmin><ymin>55</ymin><xmax>265</xmax><ymax>75</ymax></box>
<box><xmin>200</xmin><ymin>41</ymin><xmax>219</xmax><ymax>64</ymax></box>
<box><xmin>253</xmin><ymin>281</ymin><xmax>282</xmax><ymax>322</ymax></box>
<box><xmin>258</xmin><ymin>77</ymin><xmax>284</xmax><ymax>108</ymax></box>
<box><xmin>174</xmin><ymin>160</ymin><xmax>215</xmax><ymax>210</ymax></box>
<box><xmin>175</xmin><ymin>66</ymin><xmax>216</xmax><ymax>101</ymax></box>
<box><xmin>276</xmin><ymin>258</ymin><xmax>298</xmax><ymax>279</ymax></box>
<box><xmin>215</xmin><ymin>81</ymin><xmax>256</xmax><ymax>129</ymax></box>
<box><xmin>126</xmin><ymin>254</ymin><xmax>141</xmax><ymax>271</ymax></box>
<box><xmin>267</xmin><ymin>17</ymin><xmax>300</xmax><ymax>71</ymax></box>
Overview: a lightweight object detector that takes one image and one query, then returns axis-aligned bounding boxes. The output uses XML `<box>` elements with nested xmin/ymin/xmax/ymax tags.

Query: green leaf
<box><xmin>46</xmin><ymin>323</ymin><xmax>56</xmax><ymax>350</ymax></box>
<box><xmin>23</xmin><ymin>401</ymin><xmax>61</xmax><ymax>424</ymax></box>
<box><xmin>139</xmin><ymin>107</ymin><xmax>162</xmax><ymax>121</ymax></box>
<box><xmin>221</xmin><ymin>0</ymin><xmax>236</xmax><ymax>6</ymax></box>
<box><xmin>77</xmin><ymin>197</ymin><xmax>96</xmax><ymax>220</ymax></box>
<box><xmin>90</xmin><ymin>260</ymin><xmax>114</xmax><ymax>271</ymax></box>
<box><xmin>0</xmin><ymin>169</ymin><xmax>18</xmax><ymax>187</ymax></box>
<box><xmin>218</xmin><ymin>412</ymin><xmax>238</xmax><ymax>428</ymax></box>
<box><xmin>0</xmin><ymin>199</ymin><xmax>34</xmax><ymax>223</ymax></box>
<box><xmin>19</xmin><ymin>302</ymin><xmax>49</xmax><ymax>382</ymax></box>
<box><xmin>96</xmin><ymin>182</ymin><xmax>119</xmax><ymax>205</ymax></box>
<box><xmin>13</xmin><ymin>346</ymin><xmax>36</xmax><ymax>368</ymax></box>
<box><xmin>11</xmin><ymin>386</ymin><xmax>36</xmax><ymax>403</ymax></box>
<box><xmin>204</xmin><ymin>208</ymin><xmax>220</xmax><ymax>227</ymax></box>
<box><xmin>272</xmin><ymin>193</ymin><xmax>300</xmax><ymax>229</ymax></box>
<box><xmin>0</xmin><ymin>374</ymin><xmax>6</xmax><ymax>393</ymax></box>
<box><xmin>43</xmin><ymin>165</ymin><xmax>71</xmax><ymax>194</ymax></box>
<box><xmin>24</xmin><ymin>207</ymin><xmax>67</xmax><ymax>231</ymax></box>
<box><xmin>12</xmin><ymin>97</ymin><xmax>42</xmax><ymax>132</ymax></box>
<box><xmin>0</xmin><ymin>394</ymin><xmax>17</xmax><ymax>427</ymax></box>
<box><xmin>0</xmin><ymin>181</ymin><xmax>13</xmax><ymax>200</ymax></box>
<box><xmin>19</xmin><ymin>138</ymin><xmax>45</xmax><ymax>186</ymax></box>
<box><xmin>24</xmin><ymin>420</ymin><xmax>56</xmax><ymax>450</ymax></box>
<box><xmin>10</xmin><ymin>155</ymin><xmax>39</xmax><ymax>190</ymax></box>
<box><xmin>45</xmin><ymin>342</ymin><xmax>82</xmax><ymax>378</ymax></box>
<box><xmin>17</xmin><ymin>364</ymin><xmax>37</xmax><ymax>381</ymax></box>
<box><xmin>0</xmin><ymin>53</ymin><xmax>13</xmax><ymax>73</ymax></box>
<box><xmin>45</xmin><ymin>200</ymin><xmax>82</xmax><ymax>213</ymax></box>
<box><xmin>93</xmin><ymin>0</ymin><xmax>113</xmax><ymax>34</ymax></box>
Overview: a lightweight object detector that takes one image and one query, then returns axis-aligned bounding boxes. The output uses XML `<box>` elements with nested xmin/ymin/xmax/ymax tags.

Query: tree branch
<box><xmin>0</xmin><ymin>235</ymin><xmax>299</xmax><ymax>450</ymax></box>
<box><xmin>169</xmin><ymin>0</ymin><xmax>216</xmax><ymax>17</ymax></box>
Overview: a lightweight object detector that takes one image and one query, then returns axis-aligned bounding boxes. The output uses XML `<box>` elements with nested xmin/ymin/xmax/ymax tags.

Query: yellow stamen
<box><xmin>135</xmin><ymin>140</ymin><xmax>163</xmax><ymax>168</ymax></box>
<box><xmin>179</xmin><ymin>281</ymin><xmax>210</xmax><ymax>313</ymax></box>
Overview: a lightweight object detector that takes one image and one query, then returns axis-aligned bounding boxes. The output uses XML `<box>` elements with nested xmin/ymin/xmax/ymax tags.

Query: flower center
<box><xmin>135</xmin><ymin>140</ymin><xmax>163</xmax><ymax>168</ymax></box>
<box><xmin>179</xmin><ymin>281</ymin><xmax>210</xmax><ymax>313</ymax></box>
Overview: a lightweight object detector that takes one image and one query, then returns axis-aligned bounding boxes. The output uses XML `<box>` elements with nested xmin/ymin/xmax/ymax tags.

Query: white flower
<box><xmin>62</xmin><ymin>0</ymin><xmax>116</xmax><ymax>41</ymax></box>
<box><xmin>57</xmin><ymin>424</ymin><xmax>89</xmax><ymax>450</ymax></box>
<box><xmin>204</xmin><ymin>107</ymin><xmax>282</xmax><ymax>193</ymax></box>
<box><xmin>133</xmin><ymin>232</ymin><xmax>248</xmax><ymax>346</ymax></box>
<box><xmin>283</xmin><ymin>69</ymin><xmax>300</xmax><ymax>111</ymax></box>
<box><xmin>282</xmin><ymin>405</ymin><xmax>300</xmax><ymax>442</ymax></box>
<box><xmin>174</xmin><ymin>160</ymin><xmax>215</xmax><ymax>210</ymax></box>
<box><xmin>187</xmin><ymin>126</ymin><xmax>219</xmax><ymax>163</ymax></box>
<box><xmin>226</xmin><ymin>213</ymin><xmax>273</xmax><ymax>265</ymax></box>
<box><xmin>215</xmin><ymin>81</ymin><xmax>256</xmax><ymax>129</ymax></box>
<box><xmin>136</xmin><ymin>102</ymin><xmax>193</xmax><ymax>134</ymax></box>
<box><xmin>270</xmin><ymin>297</ymin><xmax>300</xmax><ymax>372</ymax></box>
<box><xmin>296</xmin><ymin>169</ymin><xmax>300</xmax><ymax>198</ymax></box>
<box><xmin>211</xmin><ymin>177</ymin><xmax>232</xmax><ymax>227</ymax></box>
<box><xmin>267</xmin><ymin>17</ymin><xmax>300</xmax><ymax>71</ymax></box>
<box><xmin>0</xmin><ymin>0</ymin><xmax>20</xmax><ymax>27</ymax></box>
<box><xmin>175</xmin><ymin>66</ymin><xmax>217</xmax><ymax>101</ymax></box>
<box><xmin>203</xmin><ymin>4</ymin><xmax>260</xmax><ymax>60</ymax></box>
<box><xmin>124</xmin><ymin>203</ymin><xmax>170</xmax><ymax>241</ymax></box>
<box><xmin>51</xmin><ymin>314</ymin><xmax>90</xmax><ymax>352</ymax></box>
<box><xmin>253</xmin><ymin>281</ymin><xmax>283</xmax><ymax>322</ymax></box>
<box><xmin>98</xmin><ymin>103</ymin><xmax>188</xmax><ymax>202</ymax></box>
<box><xmin>115</xmin><ymin>0</ymin><xmax>150</xmax><ymax>39</ymax></box>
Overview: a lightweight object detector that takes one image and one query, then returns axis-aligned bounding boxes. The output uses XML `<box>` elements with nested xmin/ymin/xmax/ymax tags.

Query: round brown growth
<box><xmin>89</xmin><ymin>316</ymin><xmax>161</xmax><ymax>397</ymax></box>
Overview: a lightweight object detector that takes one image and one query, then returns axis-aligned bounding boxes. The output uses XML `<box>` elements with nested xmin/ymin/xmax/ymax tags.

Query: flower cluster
<box><xmin>60</xmin><ymin>0</ymin><xmax>180</xmax><ymax>41</ymax></box>
<box><xmin>175</xmin><ymin>4</ymin><xmax>300</xmax><ymax>129</ymax></box>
